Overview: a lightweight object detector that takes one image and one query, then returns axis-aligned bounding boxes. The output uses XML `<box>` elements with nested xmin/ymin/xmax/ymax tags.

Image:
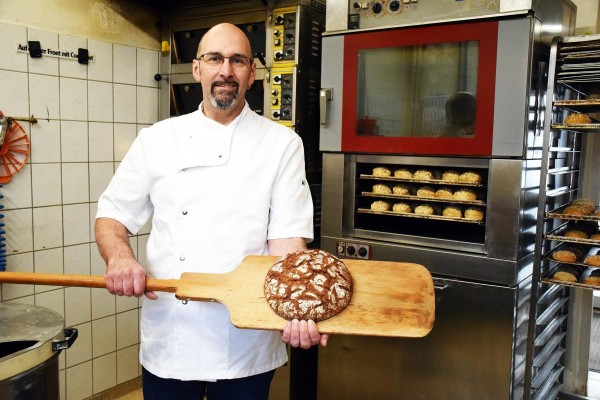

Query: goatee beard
<box><xmin>210</xmin><ymin>81</ymin><xmax>239</xmax><ymax>111</ymax></box>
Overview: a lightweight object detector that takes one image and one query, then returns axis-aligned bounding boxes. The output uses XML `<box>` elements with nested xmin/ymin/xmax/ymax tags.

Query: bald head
<box><xmin>197</xmin><ymin>23</ymin><xmax>253</xmax><ymax>60</ymax></box>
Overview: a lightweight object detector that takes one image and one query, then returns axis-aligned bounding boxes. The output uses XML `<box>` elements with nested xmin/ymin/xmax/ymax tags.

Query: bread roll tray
<box><xmin>357</xmin><ymin>208</ymin><xmax>484</xmax><ymax>224</ymax></box>
<box><xmin>0</xmin><ymin>255</ymin><xmax>435</xmax><ymax>338</ymax></box>
<box><xmin>542</xmin><ymin>265</ymin><xmax>600</xmax><ymax>291</ymax></box>
<box><xmin>360</xmin><ymin>174</ymin><xmax>484</xmax><ymax>187</ymax></box>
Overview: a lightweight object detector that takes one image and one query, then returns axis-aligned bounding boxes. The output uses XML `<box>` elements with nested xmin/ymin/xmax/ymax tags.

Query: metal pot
<box><xmin>0</xmin><ymin>302</ymin><xmax>77</xmax><ymax>400</ymax></box>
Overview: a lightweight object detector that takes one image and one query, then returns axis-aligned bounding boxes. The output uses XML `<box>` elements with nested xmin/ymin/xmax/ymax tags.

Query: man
<box><xmin>95</xmin><ymin>23</ymin><xmax>326</xmax><ymax>400</ymax></box>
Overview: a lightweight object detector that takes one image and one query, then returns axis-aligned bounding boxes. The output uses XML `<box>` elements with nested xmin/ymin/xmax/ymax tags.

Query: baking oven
<box><xmin>317</xmin><ymin>1</ymin><xmax>576</xmax><ymax>399</ymax></box>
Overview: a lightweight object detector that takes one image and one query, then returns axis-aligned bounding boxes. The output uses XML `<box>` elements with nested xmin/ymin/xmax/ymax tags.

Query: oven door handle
<box><xmin>320</xmin><ymin>88</ymin><xmax>333</xmax><ymax>125</ymax></box>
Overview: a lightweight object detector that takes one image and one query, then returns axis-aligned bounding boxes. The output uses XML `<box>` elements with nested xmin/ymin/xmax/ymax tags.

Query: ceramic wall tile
<box><xmin>65</xmin><ymin>360</ymin><xmax>93</xmax><ymax>400</ymax></box>
<box><xmin>63</xmin><ymin>243</ymin><xmax>91</xmax><ymax>276</ymax></box>
<box><xmin>3</xmin><ymin>209</ymin><xmax>33</xmax><ymax>255</ymax></box>
<box><xmin>89</xmin><ymin>202</ymin><xmax>98</xmax><ymax>242</ymax></box>
<box><xmin>27</xmin><ymin>28</ymin><xmax>59</xmax><ymax>76</ymax></box>
<box><xmin>63</xmin><ymin>203</ymin><xmax>90</xmax><ymax>246</ymax></box>
<box><xmin>3</xmin><ymin>163</ymin><xmax>32</xmax><ymax>209</ymax></box>
<box><xmin>113</xmin><ymin>84</ymin><xmax>136</xmax><ymax>123</ymax></box>
<box><xmin>34</xmin><ymin>288</ymin><xmax>65</xmax><ymax>317</ymax></box>
<box><xmin>89</xmin><ymin>162</ymin><xmax>114</xmax><ymax>202</ymax></box>
<box><xmin>0</xmin><ymin>70</ymin><xmax>30</xmax><ymax>118</ymax></box>
<box><xmin>31</xmin><ymin>163</ymin><xmax>61</xmax><ymax>207</ymax></box>
<box><xmin>136</xmin><ymin>86</ymin><xmax>158</xmax><ymax>124</ymax></box>
<box><xmin>89</xmin><ymin>122</ymin><xmax>114</xmax><ymax>162</ymax></box>
<box><xmin>136</xmin><ymin>48</ymin><xmax>159</xmax><ymax>87</ymax></box>
<box><xmin>116</xmin><ymin>292</ymin><xmax>139</xmax><ymax>314</ymax></box>
<box><xmin>32</xmin><ymin>205</ymin><xmax>63</xmax><ymax>250</ymax></box>
<box><xmin>30</xmin><ymin>120</ymin><xmax>61</xmax><ymax>163</ymax></box>
<box><xmin>113</xmin><ymin>44</ymin><xmax>136</xmax><ymax>85</ymax></box>
<box><xmin>88</xmin><ymin>81</ymin><xmax>113</xmax><ymax>122</ymax></box>
<box><xmin>114</xmin><ymin>123</ymin><xmax>137</xmax><ymax>161</ymax></box>
<box><xmin>58</xmin><ymin>34</ymin><xmax>87</xmax><ymax>79</ymax></box>
<box><xmin>0</xmin><ymin>22</ymin><xmax>27</xmax><ymax>72</ymax></box>
<box><xmin>33</xmin><ymin>247</ymin><xmax>63</xmax><ymax>293</ymax></box>
<box><xmin>91</xmin><ymin>288</ymin><xmax>116</xmax><ymax>320</ymax></box>
<box><xmin>92</xmin><ymin>315</ymin><xmax>116</xmax><ymax>357</ymax></box>
<box><xmin>60</xmin><ymin>77</ymin><xmax>88</xmax><ymax>121</ymax></box>
<box><xmin>117</xmin><ymin>345</ymin><xmax>140</xmax><ymax>384</ymax></box>
<box><xmin>65</xmin><ymin>287</ymin><xmax>91</xmax><ymax>326</ymax></box>
<box><xmin>1</xmin><ymin>253</ymin><xmax>34</xmax><ymax>300</ymax></box>
<box><xmin>62</xmin><ymin>163</ymin><xmax>89</xmax><ymax>204</ymax></box>
<box><xmin>88</xmin><ymin>39</ymin><xmax>113</xmax><ymax>82</ymax></box>
<box><xmin>116</xmin><ymin>309</ymin><xmax>139</xmax><ymax>349</ymax></box>
<box><xmin>92</xmin><ymin>353</ymin><xmax>117</xmax><ymax>395</ymax></box>
<box><xmin>29</xmin><ymin>73</ymin><xmax>60</xmax><ymax>121</ymax></box>
<box><xmin>66</xmin><ymin>322</ymin><xmax>92</xmax><ymax>367</ymax></box>
<box><xmin>61</xmin><ymin>121</ymin><xmax>88</xmax><ymax>162</ymax></box>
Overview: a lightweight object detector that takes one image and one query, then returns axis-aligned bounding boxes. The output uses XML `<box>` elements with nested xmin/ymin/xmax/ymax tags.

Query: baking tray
<box><xmin>361</xmin><ymin>191</ymin><xmax>486</xmax><ymax>206</ymax></box>
<box><xmin>551</xmin><ymin>123</ymin><xmax>600</xmax><ymax>133</ymax></box>
<box><xmin>357</xmin><ymin>208</ymin><xmax>484</xmax><ymax>224</ymax></box>
<box><xmin>359</xmin><ymin>174</ymin><xmax>484</xmax><ymax>187</ymax></box>
<box><xmin>542</xmin><ymin>265</ymin><xmax>600</xmax><ymax>291</ymax></box>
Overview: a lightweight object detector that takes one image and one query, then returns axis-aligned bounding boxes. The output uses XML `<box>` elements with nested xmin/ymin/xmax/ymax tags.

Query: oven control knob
<box><xmin>346</xmin><ymin>245</ymin><xmax>356</xmax><ymax>256</ymax></box>
<box><xmin>274</xmin><ymin>51</ymin><xmax>283</xmax><ymax>60</ymax></box>
<box><xmin>273</xmin><ymin>75</ymin><xmax>281</xmax><ymax>83</ymax></box>
<box><xmin>353</xmin><ymin>2</ymin><xmax>361</xmax><ymax>10</ymax></box>
<box><xmin>271</xmin><ymin>89</ymin><xmax>279</xmax><ymax>96</ymax></box>
<box><xmin>274</xmin><ymin>29</ymin><xmax>281</xmax><ymax>37</ymax></box>
<box><xmin>389</xmin><ymin>0</ymin><xmax>401</xmax><ymax>12</ymax></box>
<box><xmin>274</xmin><ymin>38</ymin><xmax>281</xmax><ymax>46</ymax></box>
<box><xmin>371</xmin><ymin>2</ymin><xmax>383</xmax><ymax>13</ymax></box>
<box><xmin>272</xmin><ymin>98</ymin><xmax>279</xmax><ymax>105</ymax></box>
<box><xmin>272</xmin><ymin>110</ymin><xmax>281</xmax><ymax>119</ymax></box>
<box><xmin>275</xmin><ymin>15</ymin><xmax>284</xmax><ymax>25</ymax></box>
<box><xmin>358</xmin><ymin>246</ymin><xmax>368</xmax><ymax>258</ymax></box>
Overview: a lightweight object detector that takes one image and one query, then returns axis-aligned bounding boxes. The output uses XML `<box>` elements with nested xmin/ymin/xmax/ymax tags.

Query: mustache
<box><xmin>211</xmin><ymin>81</ymin><xmax>239</xmax><ymax>90</ymax></box>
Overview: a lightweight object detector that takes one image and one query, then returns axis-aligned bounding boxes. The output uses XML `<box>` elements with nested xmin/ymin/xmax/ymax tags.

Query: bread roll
<box><xmin>371</xmin><ymin>201</ymin><xmax>390</xmax><ymax>212</ymax></box>
<box><xmin>441</xmin><ymin>170</ymin><xmax>460</xmax><ymax>182</ymax></box>
<box><xmin>373</xmin><ymin>184</ymin><xmax>392</xmax><ymax>195</ymax></box>
<box><xmin>585</xmin><ymin>251</ymin><xmax>600</xmax><ymax>267</ymax></box>
<box><xmin>373</xmin><ymin>167</ymin><xmax>391</xmax><ymax>177</ymax></box>
<box><xmin>413</xmin><ymin>169</ymin><xmax>434</xmax><ymax>180</ymax></box>
<box><xmin>394</xmin><ymin>168</ymin><xmax>413</xmax><ymax>179</ymax></box>
<box><xmin>565</xmin><ymin>113</ymin><xmax>592</xmax><ymax>124</ymax></box>
<box><xmin>415</xmin><ymin>204</ymin><xmax>436</xmax><ymax>215</ymax></box>
<box><xmin>453</xmin><ymin>188</ymin><xmax>477</xmax><ymax>201</ymax></box>
<box><xmin>464</xmin><ymin>207</ymin><xmax>484</xmax><ymax>221</ymax></box>
<box><xmin>562</xmin><ymin>206</ymin><xmax>590</xmax><ymax>216</ymax></box>
<box><xmin>564</xmin><ymin>230</ymin><xmax>589</xmax><ymax>239</ymax></box>
<box><xmin>459</xmin><ymin>171</ymin><xmax>482</xmax><ymax>184</ymax></box>
<box><xmin>442</xmin><ymin>206</ymin><xmax>462</xmax><ymax>218</ymax></box>
<box><xmin>571</xmin><ymin>199</ymin><xmax>596</xmax><ymax>214</ymax></box>
<box><xmin>583</xmin><ymin>269</ymin><xmax>600</xmax><ymax>285</ymax></box>
<box><xmin>416</xmin><ymin>186</ymin><xmax>435</xmax><ymax>198</ymax></box>
<box><xmin>434</xmin><ymin>187</ymin><xmax>453</xmax><ymax>199</ymax></box>
<box><xmin>591</xmin><ymin>233</ymin><xmax>600</xmax><ymax>241</ymax></box>
<box><xmin>392</xmin><ymin>202</ymin><xmax>412</xmax><ymax>213</ymax></box>
<box><xmin>552</xmin><ymin>246</ymin><xmax>585</xmax><ymax>263</ymax></box>
<box><xmin>392</xmin><ymin>184</ymin><xmax>411</xmax><ymax>195</ymax></box>
<box><xmin>553</xmin><ymin>265</ymin><xmax>584</xmax><ymax>282</ymax></box>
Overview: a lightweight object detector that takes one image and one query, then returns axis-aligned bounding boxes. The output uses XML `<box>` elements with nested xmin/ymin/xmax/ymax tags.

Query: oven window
<box><xmin>356</xmin><ymin>41</ymin><xmax>479</xmax><ymax>138</ymax></box>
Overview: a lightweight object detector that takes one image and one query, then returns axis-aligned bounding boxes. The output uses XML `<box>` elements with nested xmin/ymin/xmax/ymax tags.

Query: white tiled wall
<box><xmin>0</xmin><ymin>20</ymin><xmax>158</xmax><ymax>400</ymax></box>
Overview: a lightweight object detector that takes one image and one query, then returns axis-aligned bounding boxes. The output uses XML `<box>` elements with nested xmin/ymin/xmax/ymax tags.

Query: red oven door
<box><xmin>341</xmin><ymin>20</ymin><xmax>498</xmax><ymax>156</ymax></box>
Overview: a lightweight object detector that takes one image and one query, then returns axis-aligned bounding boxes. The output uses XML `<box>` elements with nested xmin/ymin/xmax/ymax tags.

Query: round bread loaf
<box><xmin>591</xmin><ymin>233</ymin><xmax>600</xmax><ymax>241</ymax></box>
<box><xmin>459</xmin><ymin>171</ymin><xmax>482</xmax><ymax>184</ymax></box>
<box><xmin>441</xmin><ymin>170</ymin><xmax>460</xmax><ymax>182</ymax></box>
<box><xmin>434</xmin><ymin>187</ymin><xmax>453</xmax><ymax>199</ymax></box>
<box><xmin>416</xmin><ymin>186</ymin><xmax>435</xmax><ymax>198</ymax></box>
<box><xmin>565</xmin><ymin>113</ymin><xmax>592</xmax><ymax>124</ymax></box>
<box><xmin>373</xmin><ymin>184</ymin><xmax>392</xmax><ymax>195</ymax></box>
<box><xmin>264</xmin><ymin>249</ymin><xmax>353</xmax><ymax>321</ymax></box>
<box><xmin>464</xmin><ymin>207</ymin><xmax>484</xmax><ymax>221</ymax></box>
<box><xmin>583</xmin><ymin>269</ymin><xmax>600</xmax><ymax>285</ymax></box>
<box><xmin>563</xmin><ymin>206</ymin><xmax>589</xmax><ymax>216</ymax></box>
<box><xmin>442</xmin><ymin>206</ymin><xmax>462</xmax><ymax>218</ymax></box>
<box><xmin>564</xmin><ymin>229</ymin><xmax>589</xmax><ymax>239</ymax></box>
<box><xmin>392</xmin><ymin>184</ymin><xmax>410</xmax><ymax>195</ymax></box>
<box><xmin>585</xmin><ymin>253</ymin><xmax>600</xmax><ymax>267</ymax></box>
<box><xmin>453</xmin><ymin>188</ymin><xmax>477</xmax><ymax>201</ymax></box>
<box><xmin>553</xmin><ymin>265</ymin><xmax>584</xmax><ymax>282</ymax></box>
<box><xmin>373</xmin><ymin>167</ymin><xmax>391</xmax><ymax>177</ymax></box>
<box><xmin>552</xmin><ymin>246</ymin><xmax>584</xmax><ymax>263</ymax></box>
<box><xmin>371</xmin><ymin>200</ymin><xmax>390</xmax><ymax>212</ymax></box>
<box><xmin>414</xmin><ymin>169</ymin><xmax>434</xmax><ymax>180</ymax></box>
<box><xmin>392</xmin><ymin>202</ymin><xmax>412</xmax><ymax>213</ymax></box>
<box><xmin>571</xmin><ymin>199</ymin><xmax>596</xmax><ymax>214</ymax></box>
<box><xmin>394</xmin><ymin>168</ymin><xmax>413</xmax><ymax>179</ymax></box>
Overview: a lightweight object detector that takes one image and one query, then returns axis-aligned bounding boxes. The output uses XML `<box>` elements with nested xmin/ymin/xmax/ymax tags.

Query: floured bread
<box><xmin>264</xmin><ymin>249</ymin><xmax>354</xmax><ymax>322</ymax></box>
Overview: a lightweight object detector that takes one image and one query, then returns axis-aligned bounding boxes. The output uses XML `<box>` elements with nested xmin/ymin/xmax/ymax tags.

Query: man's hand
<box><xmin>282</xmin><ymin>319</ymin><xmax>329</xmax><ymax>349</ymax></box>
<box><xmin>105</xmin><ymin>257</ymin><xmax>157</xmax><ymax>299</ymax></box>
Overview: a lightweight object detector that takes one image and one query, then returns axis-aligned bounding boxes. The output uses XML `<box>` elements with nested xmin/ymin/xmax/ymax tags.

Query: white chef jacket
<box><xmin>96</xmin><ymin>102</ymin><xmax>314</xmax><ymax>380</ymax></box>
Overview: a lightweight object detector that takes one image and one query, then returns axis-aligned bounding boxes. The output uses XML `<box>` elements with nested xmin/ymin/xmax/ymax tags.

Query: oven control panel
<box><xmin>336</xmin><ymin>241</ymin><xmax>372</xmax><ymax>259</ymax></box>
<box><xmin>345</xmin><ymin>0</ymin><xmax>501</xmax><ymax>30</ymax></box>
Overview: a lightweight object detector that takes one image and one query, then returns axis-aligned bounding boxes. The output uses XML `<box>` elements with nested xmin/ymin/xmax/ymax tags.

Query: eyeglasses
<box><xmin>197</xmin><ymin>53</ymin><xmax>253</xmax><ymax>69</ymax></box>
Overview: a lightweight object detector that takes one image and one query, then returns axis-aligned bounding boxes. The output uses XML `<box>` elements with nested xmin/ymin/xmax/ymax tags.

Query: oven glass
<box><xmin>356</xmin><ymin>41</ymin><xmax>479</xmax><ymax>138</ymax></box>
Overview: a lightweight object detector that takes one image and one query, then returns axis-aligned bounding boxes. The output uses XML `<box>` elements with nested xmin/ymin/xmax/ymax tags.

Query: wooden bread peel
<box><xmin>0</xmin><ymin>255</ymin><xmax>435</xmax><ymax>338</ymax></box>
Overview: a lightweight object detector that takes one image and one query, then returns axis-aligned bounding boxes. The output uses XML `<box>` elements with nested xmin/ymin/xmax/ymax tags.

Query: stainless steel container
<box><xmin>0</xmin><ymin>303</ymin><xmax>77</xmax><ymax>400</ymax></box>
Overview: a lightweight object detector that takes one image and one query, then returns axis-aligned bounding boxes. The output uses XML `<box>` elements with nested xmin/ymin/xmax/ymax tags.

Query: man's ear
<box><xmin>192</xmin><ymin>59</ymin><xmax>201</xmax><ymax>82</ymax></box>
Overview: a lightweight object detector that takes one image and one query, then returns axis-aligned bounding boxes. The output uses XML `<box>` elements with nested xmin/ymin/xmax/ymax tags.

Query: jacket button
<box><xmin>180</xmin><ymin>256</ymin><xmax>186</xmax><ymax>261</ymax></box>
<box><xmin>182</xmin><ymin>210</ymin><xmax>188</xmax><ymax>215</ymax></box>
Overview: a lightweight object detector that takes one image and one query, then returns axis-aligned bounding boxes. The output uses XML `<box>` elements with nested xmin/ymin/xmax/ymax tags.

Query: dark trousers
<box><xmin>141</xmin><ymin>367</ymin><xmax>276</xmax><ymax>400</ymax></box>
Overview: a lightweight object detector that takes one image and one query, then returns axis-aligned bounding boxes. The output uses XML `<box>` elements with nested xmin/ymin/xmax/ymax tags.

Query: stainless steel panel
<box><xmin>492</xmin><ymin>17</ymin><xmax>533</xmax><ymax>157</ymax></box>
<box><xmin>317</xmin><ymin>277</ymin><xmax>529</xmax><ymax>400</ymax></box>
<box><xmin>319</xmin><ymin>36</ymin><xmax>344</xmax><ymax>152</ymax></box>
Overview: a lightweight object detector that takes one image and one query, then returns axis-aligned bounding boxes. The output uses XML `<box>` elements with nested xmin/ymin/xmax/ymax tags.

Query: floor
<box><xmin>114</xmin><ymin>389</ymin><xmax>142</xmax><ymax>400</ymax></box>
